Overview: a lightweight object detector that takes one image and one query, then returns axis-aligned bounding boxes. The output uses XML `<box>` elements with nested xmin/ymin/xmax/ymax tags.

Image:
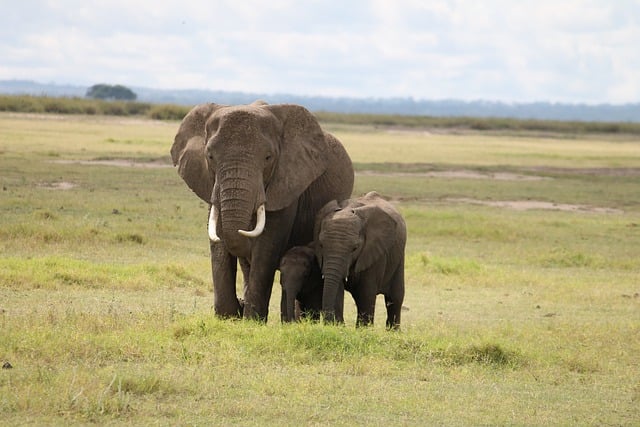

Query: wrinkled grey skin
<box><xmin>171</xmin><ymin>101</ymin><xmax>354</xmax><ymax>321</ymax></box>
<box><xmin>315</xmin><ymin>191</ymin><xmax>406</xmax><ymax>328</ymax></box>
<box><xmin>279</xmin><ymin>245</ymin><xmax>343</xmax><ymax>322</ymax></box>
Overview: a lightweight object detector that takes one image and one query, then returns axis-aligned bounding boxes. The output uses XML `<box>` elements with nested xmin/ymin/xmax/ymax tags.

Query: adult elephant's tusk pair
<box><xmin>208</xmin><ymin>204</ymin><xmax>266</xmax><ymax>242</ymax></box>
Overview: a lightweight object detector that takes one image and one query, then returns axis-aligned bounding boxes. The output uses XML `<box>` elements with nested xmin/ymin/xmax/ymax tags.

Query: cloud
<box><xmin>0</xmin><ymin>0</ymin><xmax>639</xmax><ymax>103</ymax></box>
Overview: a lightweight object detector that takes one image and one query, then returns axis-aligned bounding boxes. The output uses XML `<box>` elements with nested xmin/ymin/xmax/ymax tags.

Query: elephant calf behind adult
<box><xmin>171</xmin><ymin>101</ymin><xmax>354</xmax><ymax>320</ymax></box>
<box><xmin>279</xmin><ymin>245</ymin><xmax>326</xmax><ymax>322</ymax></box>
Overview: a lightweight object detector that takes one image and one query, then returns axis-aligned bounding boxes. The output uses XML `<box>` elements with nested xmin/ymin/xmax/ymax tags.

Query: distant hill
<box><xmin>2</xmin><ymin>79</ymin><xmax>639</xmax><ymax>122</ymax></box>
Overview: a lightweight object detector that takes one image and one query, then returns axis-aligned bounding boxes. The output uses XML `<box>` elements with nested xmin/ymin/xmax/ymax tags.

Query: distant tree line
<box><xmin>2</xmin><ymin>94</ymin><xmax>640</xmax><ymax>136</ymax></box>
<box><xmin>2</xmin><ymin>80</ymin><xmax>640</xmax><ymax>122</ymax></box>
<box><xmin>0</xmin><ymin>94</ymin><xmax>165</xmax><ymax>117</ymax></box>
<box><xmin>86</xmin><ymin>84</ymin><xmax>137</xmax><ymax>101</ymax></box>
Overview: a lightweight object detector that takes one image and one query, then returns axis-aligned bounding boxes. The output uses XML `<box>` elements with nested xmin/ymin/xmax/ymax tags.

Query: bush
<box><xmin>42</xmin><ymin>98</ymin><xmax>85</xmax><ymax>114</ymax></box>
<box><xmin>125</xmin><ymin>101</ymin><xmax>153</xmax><ymax>116</ymax></box>
<box><xmin>148</xmin><ymin>104</ymin><xmax>190</xmax><ymax>120</ymax></box>
<box><xmin>0</xmin><ymin>95</ymin><xmax>45</xmax><ymax>113</ymax></box>
<box><xmin>100</xmin><ymin>102</ymin><xmax>127</xmax><ymax>116</ymax></box>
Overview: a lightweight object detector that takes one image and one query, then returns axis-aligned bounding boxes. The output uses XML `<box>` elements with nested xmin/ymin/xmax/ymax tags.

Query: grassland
<box><xmin>1</xmin><ymin>112</ymin><xmax>639</xmax><ymax>425</ymax></box>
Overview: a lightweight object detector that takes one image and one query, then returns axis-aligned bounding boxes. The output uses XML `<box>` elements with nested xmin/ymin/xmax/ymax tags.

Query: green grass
<box><xmin>1</xmin><ymin>112</ymin><xmax>639</xmax><ymax>425</ymax></box>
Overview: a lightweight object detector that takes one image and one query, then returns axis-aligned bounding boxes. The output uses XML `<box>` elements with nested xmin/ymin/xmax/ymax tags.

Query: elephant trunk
<box><xmin>321</xmin><ymin>259</ymin><xmax>347</xmax><ymax>323</ymax></box>
<box><xmin>210</xmin><ymin>168</ymin><xmax>267</xmax><ymax>254</ymax></box>
<box><xmin>238</xmin><ymin>204</ymin><xmax>265</xmax><ymax>237</ymax></box>
<box><xmin>209</xmin><ymin>203</ymin><xmax>265</xmax><ymax>242</ymax></box>
<box><xmin>285</xmin><ymin>288</ymin><xmax>297</xmax><ymax>322</ymax></box>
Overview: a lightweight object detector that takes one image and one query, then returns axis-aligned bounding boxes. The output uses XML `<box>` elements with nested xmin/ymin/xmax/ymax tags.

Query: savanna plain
<box><xmin>1</xmin><ymin>112</ymin><xmax>639</xmax><ymax>425</ymax></box>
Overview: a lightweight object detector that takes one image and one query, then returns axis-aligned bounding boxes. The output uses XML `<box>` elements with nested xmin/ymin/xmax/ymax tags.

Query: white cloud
<box><xmin>0</xmin><ymin>0</ymin><xmax>639</xmax><ymax>103</ymax></box>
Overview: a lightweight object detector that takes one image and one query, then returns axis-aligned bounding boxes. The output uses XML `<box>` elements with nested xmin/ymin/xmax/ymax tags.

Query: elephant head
<box><xmin>279</xmin><ymin>245</ymin><xmax>320</xmax><ymax>322</ymax></box>
<box><xmin>171</xmin><ymin>102</ymin><xmax>329</xmax><ymax>256</ymax></box>
<box><xmin>315</xmin><ymin>193</ymin><xmax>398</xmax><ymax>322</ymax></box>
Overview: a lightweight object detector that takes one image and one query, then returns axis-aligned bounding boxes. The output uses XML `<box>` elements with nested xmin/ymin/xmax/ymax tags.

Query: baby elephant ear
<box><xmin>170</xmin><ymin>103</ymin><xmax>221</xmax><ymax>202</ymax></box>
<box><xmin>264</xmin><ymin>104</ymin><xmax>329</xmax><ymax>211</ymax></box>
<box><xmin>353</xmin><ymin>205</ymin><xmax>399</xmax><ymax>273</ymax></box>
<box><xmin>314</xmin><ymin>200</ymin><xmax>341</xmax><ymax>241</ymax></box>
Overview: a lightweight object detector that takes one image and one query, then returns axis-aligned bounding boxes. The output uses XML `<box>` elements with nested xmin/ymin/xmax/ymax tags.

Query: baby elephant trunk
<box><xmin>284</xmin><ymin>288</ymin><xmax>298</xmax><ymax>322</ymax></box>
<box><xmin>321</xmin><ymin>264</ymin><xmax>345</xmax><ymax>324</ymax></box>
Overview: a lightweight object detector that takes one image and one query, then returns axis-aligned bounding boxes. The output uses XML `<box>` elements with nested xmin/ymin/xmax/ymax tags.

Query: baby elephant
<box><xmin>315</xmin><ymin>191</ymin><xmax>406</xmax><ymax>328</ymax></box>
<box><xmin>279</xmin><ymin>245</ymin><xmax>343</xmax><ymax>322</ymax></box>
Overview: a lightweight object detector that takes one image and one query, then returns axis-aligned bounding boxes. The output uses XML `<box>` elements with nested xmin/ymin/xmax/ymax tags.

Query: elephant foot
<box><xmin>242</xmin><ymin>301</ymin><xmax>268</xmax><ymax>322</ymax></box>
<box><xmin>214</xmin><ymin>298</ymin><xmax>243</xmax><ymax>319</ymax></box>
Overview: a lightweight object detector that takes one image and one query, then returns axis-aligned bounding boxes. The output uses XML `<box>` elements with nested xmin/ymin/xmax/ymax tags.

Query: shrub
<box><xmin>148</xmin><ymin>104</ymin><xmax>190</xmax><ymax>120</ymax></box>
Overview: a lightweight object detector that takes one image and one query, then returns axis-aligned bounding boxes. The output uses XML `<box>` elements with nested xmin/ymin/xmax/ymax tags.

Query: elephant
<box><xmin>170</xmin><ymin>101</ymin><xmax>354</xmax><ymax>321</ymax></box>
<box><xmin>279</xmin><ymin>244</ymin><xmax>342</xmax><ymax>322</ymax></box>
<box><xmin>314</xmin><ymin>191</ymin><xmax>406</xmax><ymax>328</ymax></box>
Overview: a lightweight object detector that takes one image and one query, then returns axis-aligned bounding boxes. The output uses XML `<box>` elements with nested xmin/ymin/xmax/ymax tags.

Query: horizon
<box><xmin>2</xmin><ymin>78</ymin><xmax>639</xmax><ymax>108</ymax></box>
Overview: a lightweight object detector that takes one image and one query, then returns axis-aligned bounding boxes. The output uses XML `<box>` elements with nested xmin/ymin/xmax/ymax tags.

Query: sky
<box><xmin>1</xmin><ymin>1</ymin><xmax>639</xmax><ymax>104</ymax></box>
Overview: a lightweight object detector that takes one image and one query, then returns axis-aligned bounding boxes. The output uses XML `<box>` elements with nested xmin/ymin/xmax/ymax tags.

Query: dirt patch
<box><xmin>51</xmin><ymin>159</ymin><xmax>172</xmax><ymax>168</ymax></box>
<box><xmin>358</xmin><ymin>169</ymin><xmax>549</xmax><ymax>181</ymax></box>
<box><xmin>37</xmin><ymin>181</ymin><xmax>77</xmax><ymax>190</ymax></box>
<box><xmin>448</xmin><ymin>198</ymin><xmax>623</xmax><ymax>214</ymax></box>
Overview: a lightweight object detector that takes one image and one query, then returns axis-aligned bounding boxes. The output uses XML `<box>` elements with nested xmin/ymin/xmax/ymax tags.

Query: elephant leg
<box><xmin>295</xmin><ymin>299</ymin><xmax>303</xmax><ymax>320</ymax></box>
<box><xmin>243</xmin><ymin>267</ymin><xmax>277</xmax><ymax>321</ymax></box>
<box><xmin>353</xmin><ymin>284</ymin><xmax>377</xmax><ymax>327</ymax></box>
<box><xmin>335</xmin><ymin>281</ymin><xmax>345</xmax><ymax>324</ymax></box>
<box><xmin>384</xmin><ymin>294</ymin><xmax>402</xmax><ymax>330</ymax></box>
<box><xmin>384</xmin><ymin>263</ymin><xmax>405</xmax><ymax>330</ymax></box>
<box><xmin>356</xmin><ymin>300</ymin><xmax>375</xmax><ymax>327</ymax></box>
<box><xmin>243</xmin><ymin>203</ymin><xmax>297</xmax><ymax>321</ymax></box>
<box><xmin>238</xmin><ymin>257</ymin><xmax>251</xmax><ymax>309</ymax></box>
<box><xmin>280</xmin><ymin>290</ymin><xmax>288</xmax><ymax>322</ymax></box>
<box><xmin>305</xmin><ymin>282</ymin><xmax>324</xmax><ymax>321</ymax></box>
<box><xmin>210</xmin><ymin>240</ymin><xmax>242</xmax><ymax>318</ymax></box>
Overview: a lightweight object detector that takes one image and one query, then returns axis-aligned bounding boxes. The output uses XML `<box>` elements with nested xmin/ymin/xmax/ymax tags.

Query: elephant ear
<box><xmin>313</xmin><ymin>199</ymin><xmax>341</xmax><ymax>242</ymax></box>
<box><xmin>264</xmin><ymin>104</ymin><xmax>329</xmax><ymax>211</ymax></box>
<box><xmin>313</xmin><ymin>200</ymin><xmax>341</xmax><ymax>270</ymax></box>
<box><xmin>353</xmin><ymin>202</ymin><xmax>399</xmax><ymax>273</ymax></box>
<box><xmin>170</xmin><ymin>103</ymin><xmax>222</xmax><ymax>202</ymax></box>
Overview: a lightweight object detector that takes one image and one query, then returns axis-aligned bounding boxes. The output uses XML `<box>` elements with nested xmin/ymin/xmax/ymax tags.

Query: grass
<box><xmin>1</xmin><ymin>112</ymin><xmax>639</xmax><ymax>425</ymax></box>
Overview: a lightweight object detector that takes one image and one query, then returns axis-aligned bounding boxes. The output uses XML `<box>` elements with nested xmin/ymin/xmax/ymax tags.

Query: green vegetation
<box><xmin>0</xmin><ymin>112</ymin><xmax>639</xmax><ymax>425</ymax></box>
<box><xmin>316</xmin><ymin>110</ymin><xmax>640</xmax><ymax>135</ymax></box>
<box><xmin>3</xmin><ymin>94</ymin><xmax>640</xmax><ymax>135</ymax></box>
<box><xmin>86</xmin><ymin>84</ymin><xmax>137</xmax><ymax>101</ymax></box>
<box><xmin>0</xmin><ymin>94</ymin><xmax>189</xmax><ymax>120</ymax></box>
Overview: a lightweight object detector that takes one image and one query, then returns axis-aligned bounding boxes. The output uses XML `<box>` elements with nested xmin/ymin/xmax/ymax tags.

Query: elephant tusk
<box><xmin>208</xmin><ymin>205</ymin><xmax>221</xmax><ymax>242</ymax></box>
<box><xmin>238</xmin><ymin>204</ymin><xmax>266</xmax><ymax>238</ymax></box>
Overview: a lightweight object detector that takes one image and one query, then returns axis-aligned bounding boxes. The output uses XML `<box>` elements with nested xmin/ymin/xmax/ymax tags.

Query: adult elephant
<box><xmin>170</xmin><ymin>101</ymin><xmax>354</xmax><ymax>320</ymax></box>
